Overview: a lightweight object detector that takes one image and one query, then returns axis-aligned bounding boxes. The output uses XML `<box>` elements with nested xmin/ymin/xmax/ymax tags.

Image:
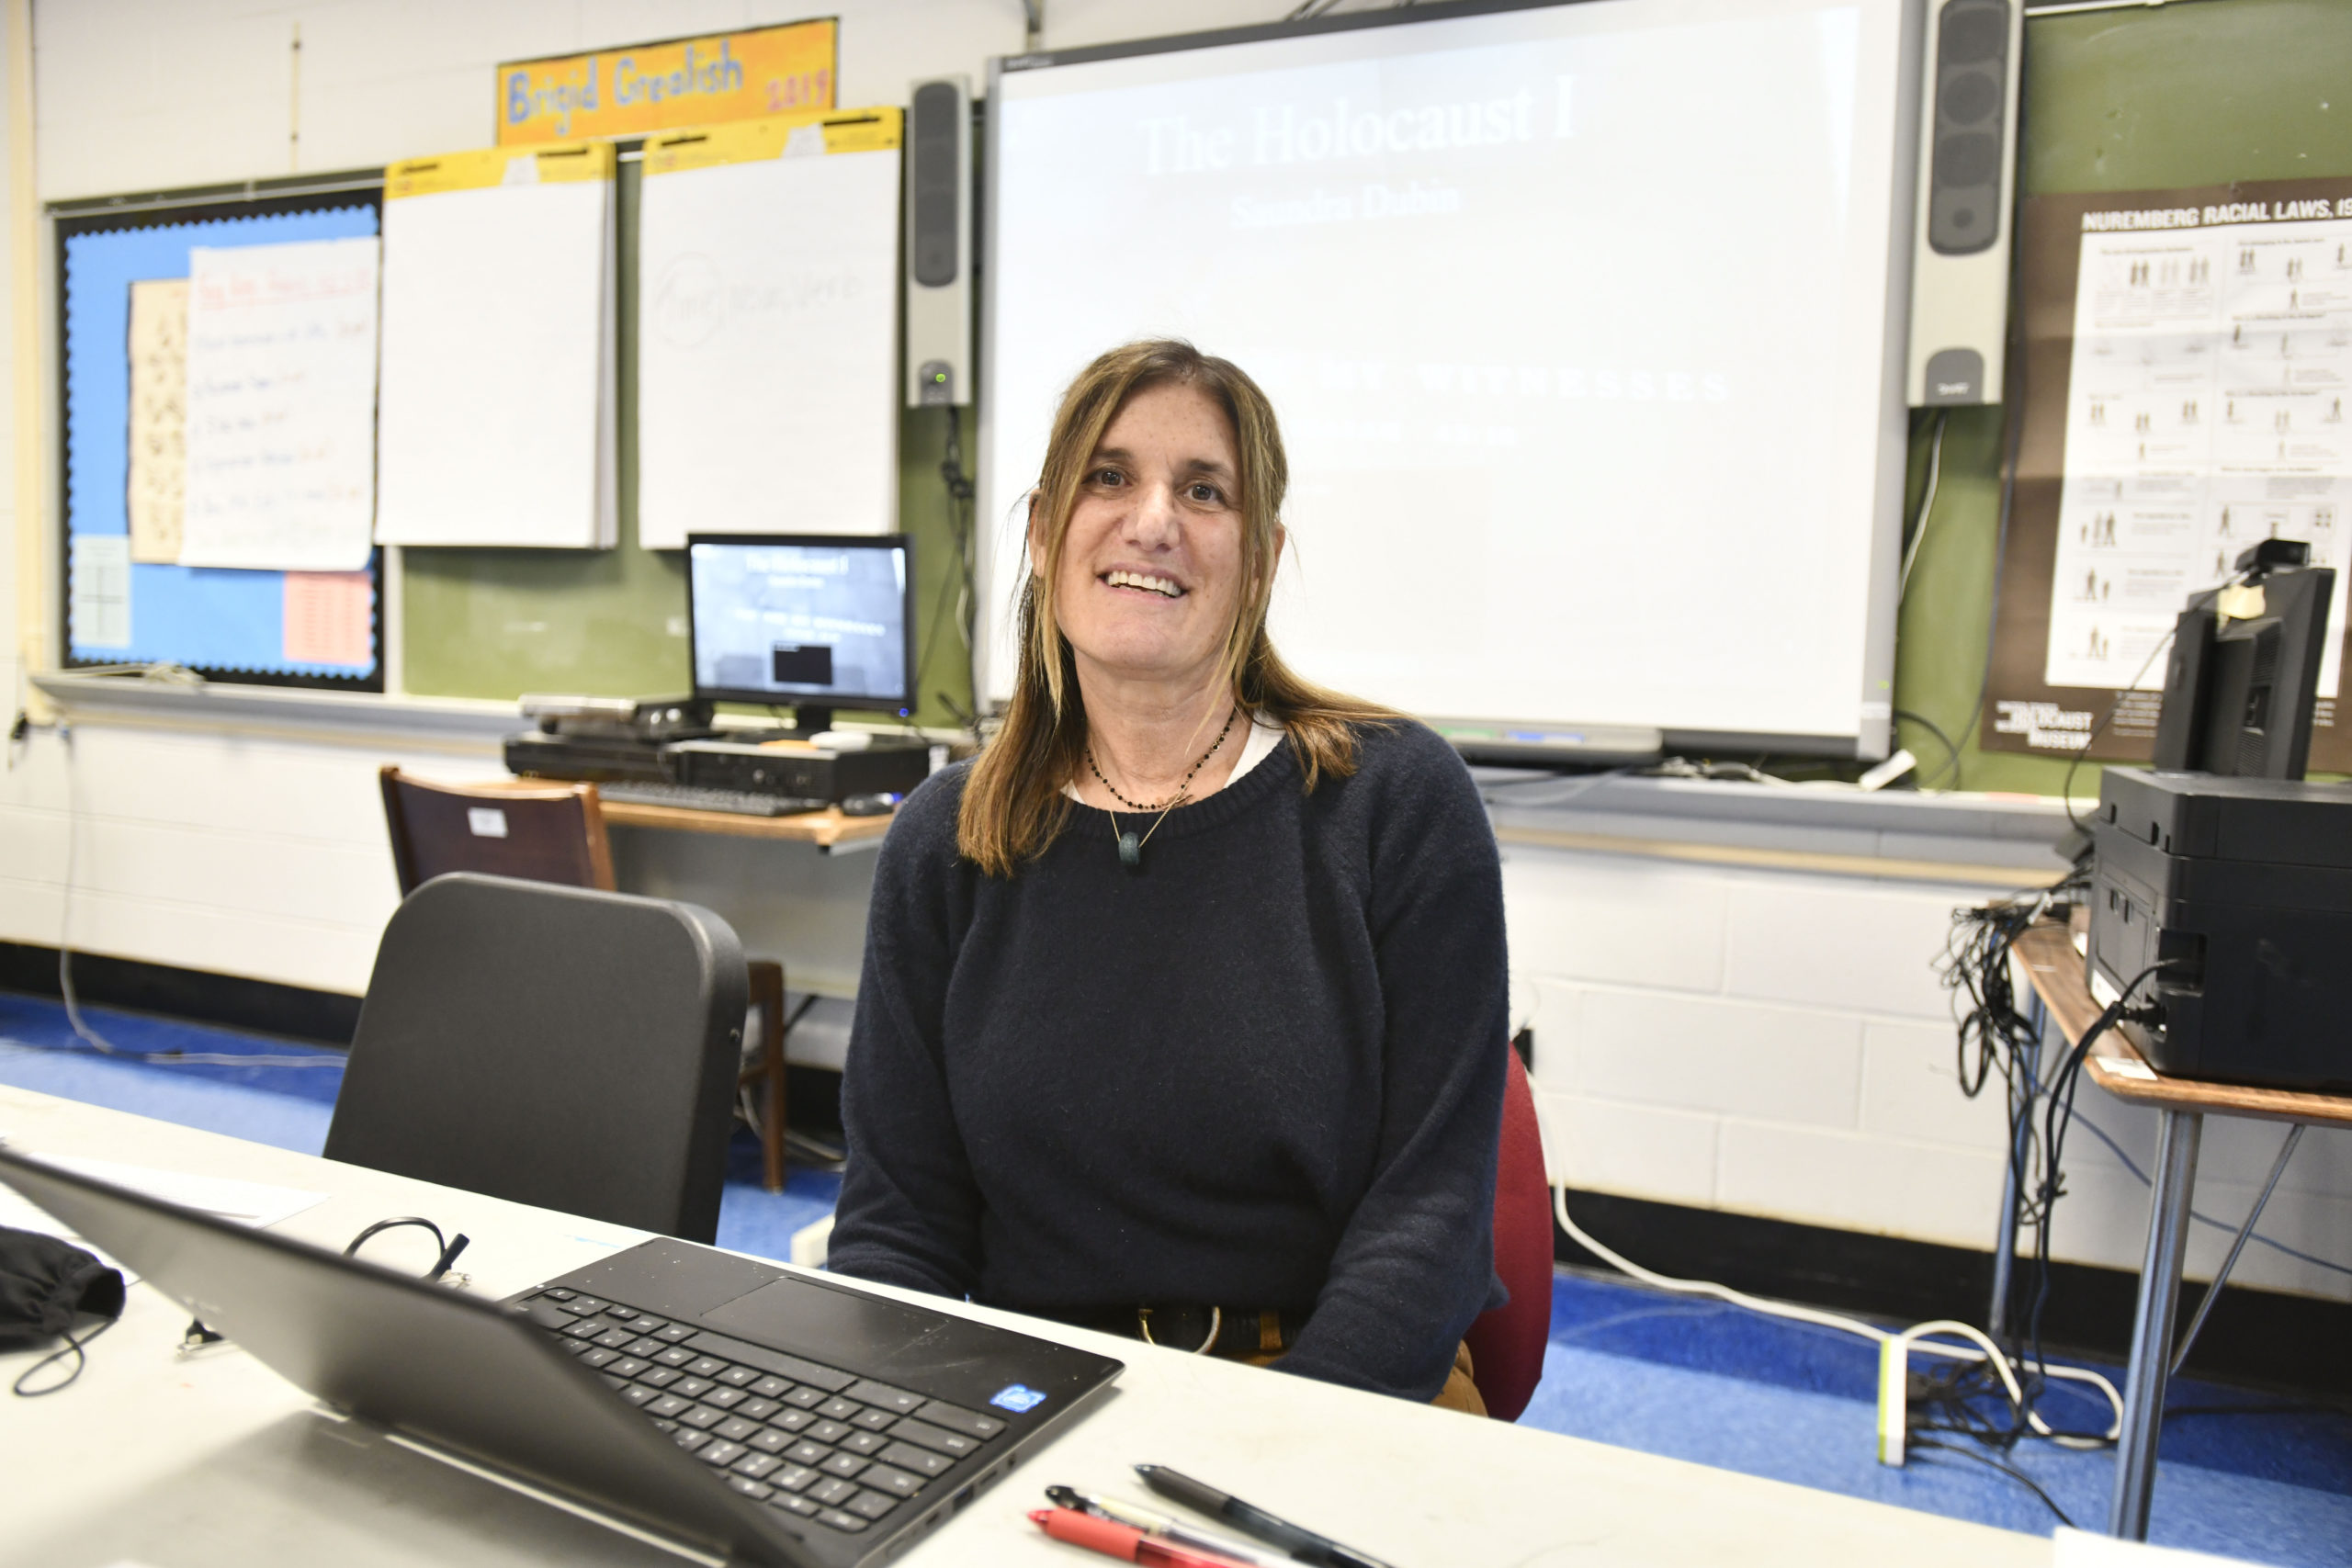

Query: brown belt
<box><xmin>1051</xmin><ymin>1304</ymin><xmax>1300</xmax><ymax>1357</ymax></box>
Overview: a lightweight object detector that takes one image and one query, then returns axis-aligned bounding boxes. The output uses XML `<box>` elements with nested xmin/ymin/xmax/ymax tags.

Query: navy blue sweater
<box><xmin>827</xmin><ymin>719</ymin><xmax>1509</xmax><ymax>1403</ymax></box>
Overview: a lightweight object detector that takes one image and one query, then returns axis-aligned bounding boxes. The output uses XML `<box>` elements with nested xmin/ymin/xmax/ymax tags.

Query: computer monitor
<box><xmin>2151</xmin><ymin>539</ymin><xmax>2336</xmax><ymax>780</ymax></box>
<box><xmin>686</xmin><ymin>534</ymin><xmax>915</xmax><ymax>733</ymax></box>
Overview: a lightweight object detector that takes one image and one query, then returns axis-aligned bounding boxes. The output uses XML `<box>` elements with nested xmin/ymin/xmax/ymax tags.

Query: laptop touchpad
<box><xmin>706</xmin><ymin>1277</ymin><xmax>945</xmax><ymax>1366</ymax></box>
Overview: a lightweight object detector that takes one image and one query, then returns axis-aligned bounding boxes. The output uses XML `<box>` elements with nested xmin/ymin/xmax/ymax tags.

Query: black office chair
<box><xmin>379</xmin><ymin>766</ymin><xmax>794</xmax><ymax>1193</ymax></box>
<box><xmin>325</xmin><ymin>873</ymin><xmax>748</xmax><ymax>1243</ymax></box>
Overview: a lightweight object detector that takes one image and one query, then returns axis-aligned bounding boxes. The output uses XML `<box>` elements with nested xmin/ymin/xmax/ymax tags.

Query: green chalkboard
<box><xmin>403</xmin><ymin>2</ymin><xmax>2352</xmax><ymax>787</ymax></box>
<box><xmin>1891</xmin><ymin>0</ymin><xmax>2352</xmax><ymax>795</ymax></box>
<box><xmin>399</xmin><ymin>159</ymin><xmax>980</xmax><ymax>728</ymax></box>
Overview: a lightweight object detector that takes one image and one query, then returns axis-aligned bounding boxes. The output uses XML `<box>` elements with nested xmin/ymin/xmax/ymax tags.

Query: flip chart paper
<box><xmin>376</xmin><ymin>149</ymin><xmax>616</xmax><ymax>548</ymax></box>
<box><xmin>638</xmin><ymin>117</ymin><xmax>900</xmax><ymax>550</ymax></box>
<box><xmin>176</xmin><ymin>238</ymin><xmax>381</xmax><ymax>572</ymax></box>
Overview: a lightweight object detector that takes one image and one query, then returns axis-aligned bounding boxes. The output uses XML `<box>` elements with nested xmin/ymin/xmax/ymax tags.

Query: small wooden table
<box><xmin>596</xmin><ymin>798</ymin><xmax>894</xmax><ymax>853</ymax></box>
<box><xmin>2010</xmin><ymin>922</ymin><xmax>2352</xmax><ymax>1540</ymax></box>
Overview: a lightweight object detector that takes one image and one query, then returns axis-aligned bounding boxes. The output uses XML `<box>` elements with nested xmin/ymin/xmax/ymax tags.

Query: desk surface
<box><xmin>2011</xmin><ymin>923</ymin><xmax>2352</xmax><ymax>1128</ymax></box>
<box><xmin>0</xmin><ymin>1086</ymin><xmax>2047</xmax><ymax>1568</ymax></box>
<box><xmin>598</xmin><ymin>798</ymin><xmax>894</xmax><ymax>849</ymax></box>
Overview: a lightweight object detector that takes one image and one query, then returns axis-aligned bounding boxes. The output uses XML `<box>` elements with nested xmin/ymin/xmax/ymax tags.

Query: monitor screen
<box><xmin>686</xmin><ymin>534</ymin><xmax>915</xmax><ymax>715</ymax></box>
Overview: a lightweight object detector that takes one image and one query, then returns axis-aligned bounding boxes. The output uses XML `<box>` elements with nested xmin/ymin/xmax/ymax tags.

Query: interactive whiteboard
<box><xmin>980</xmin><ymin>0</ymin><xmax>1922</xmax><ymax>755</ymax></box>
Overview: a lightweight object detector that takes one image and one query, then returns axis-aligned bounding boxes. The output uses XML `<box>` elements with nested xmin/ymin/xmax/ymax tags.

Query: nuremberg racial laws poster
<box><xmin>1983</xmin><ymin>176</ymin><xmax>2352</xmax><ymax>770</ymax></box>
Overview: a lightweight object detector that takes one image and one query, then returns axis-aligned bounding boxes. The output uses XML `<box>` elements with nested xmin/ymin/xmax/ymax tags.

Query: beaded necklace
<box><xmin>1086</xmin><ymin>705</ymin><xmax>1238</xmax><ymax>870</ymax></box>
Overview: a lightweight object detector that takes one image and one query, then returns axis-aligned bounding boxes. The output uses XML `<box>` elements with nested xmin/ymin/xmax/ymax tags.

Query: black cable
<box><xmin>1914</xmin><ymin>1356</ymin><xmax>2032</xmax><ymax>1447</ymax></box>
<box><xmin>345</xmin><ymin>1216</ymin><xmax>470</xmax><ymax>1281</ymax></box>
<box><xmin>2022</xmin><ymin>962</ymin><xmax>2177</xmax><ymax>1410</ymax></box>
<box><xmin>909</xmin><ymin>405</ymin><xmax>978</xmax><ymax>736</ymax></box>
<box><xmin>1909</xmin><ymin>1438</ymin><xmax>2076</xmax><ymax>1528</ymax></box>
<box><xmin>11</xmin><ymin>1314</ymin><xmax>115</xmax><ymax>1397</ymax></box>
<box><xmin>2057</xmin><ymin>625</ymin><xmax>2177</xmax><ymax>829</ymax></box>
<box><xmin>1931</xmin><ymin>49</ymin><xmax>2037</xmax><ymax>796</ymax></box>
<box><xmin>2164</xmin><ymin>1400</ymin><xmax>2349</xmax><ymax>1421</ymax></box>
<box><xmin>1935</xmin><ymin>885</ymin><xmax>2160</xmax><ymax>1450</ymax></box>
<box><xmin>2064</xmin><ymin>1113</ymin><xmax>2352</xmax><ymax>1278</ymax></box>
<box><xmin>1894</xmin><ymin>707</ymin><xmax>1962</xmax><ymax>790</ymax></box>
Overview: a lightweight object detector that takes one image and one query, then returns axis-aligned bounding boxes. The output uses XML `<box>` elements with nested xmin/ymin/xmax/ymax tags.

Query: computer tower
<box><xmin>667</xmin><ymin>739</ymin><xmax>932</xmax><ymax>803</ymax></box>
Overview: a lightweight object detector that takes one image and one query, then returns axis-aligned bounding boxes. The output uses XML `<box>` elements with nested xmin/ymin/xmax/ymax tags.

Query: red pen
<box><xmin>1030</xmin><ymin>1506</ymin><xmax>1261</xmax><ymax>1568</ymax></box>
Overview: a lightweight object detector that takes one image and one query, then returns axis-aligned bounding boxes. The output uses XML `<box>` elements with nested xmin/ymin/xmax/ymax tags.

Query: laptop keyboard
<box><xmin>594</xmin><ymin>782</ymin><xmax>830</xmax><ymax>818</ymax></box>
<box><xmin>522</xmin><ymin>1287</ymin><xmax>1007</xmax><ymax>1540</ymax></box>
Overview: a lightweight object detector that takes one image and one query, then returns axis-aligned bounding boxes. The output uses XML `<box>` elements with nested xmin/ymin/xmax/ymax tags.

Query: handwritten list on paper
<box><xmin>126</xmin><ymin>277</ymin><xmax>189</xmax><ymax>564</ymax></box>
<box><xmin>178</xmin><ymin>237</ymin><xmax>381</xmax><ymax>572</ymax></box>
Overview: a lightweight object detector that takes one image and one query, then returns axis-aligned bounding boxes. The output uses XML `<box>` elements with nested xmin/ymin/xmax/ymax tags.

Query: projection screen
<box><xmin>979</xmin><ymin>0</ymin><xmax>1924</xmax><ymax>758</ymax></box>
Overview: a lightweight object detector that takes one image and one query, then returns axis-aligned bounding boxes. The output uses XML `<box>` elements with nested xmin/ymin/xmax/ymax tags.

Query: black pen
<box><xmin>1134</xmin><ymin>1465</ymin><xmax>1396</xmax><ymax>1568</ymax></box>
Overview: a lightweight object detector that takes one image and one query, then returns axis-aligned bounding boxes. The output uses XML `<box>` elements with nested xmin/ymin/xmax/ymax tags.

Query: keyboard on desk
<box><xmin>522</xmin><ymin>1286</ymin><xmax>1005</xmax><ymax>1541</ymax></box>
<box><xmin>594</xmin><ymin>781</ymin><xmax>829</xmax><ymax>818</ymax></box>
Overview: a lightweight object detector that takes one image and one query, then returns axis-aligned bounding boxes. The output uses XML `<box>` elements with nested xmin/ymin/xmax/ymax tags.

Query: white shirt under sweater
<box><xmin>1062</xmin><ymin>713</ymin><xmax>1286</xmax><ymax>804</ymax></box>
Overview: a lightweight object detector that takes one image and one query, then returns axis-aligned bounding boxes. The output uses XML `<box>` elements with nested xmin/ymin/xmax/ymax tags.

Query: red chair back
<box><xmin>1463</xmin><ymin>1046</ymin><xmax>1552</xmax><ymax>1420</ymax></box>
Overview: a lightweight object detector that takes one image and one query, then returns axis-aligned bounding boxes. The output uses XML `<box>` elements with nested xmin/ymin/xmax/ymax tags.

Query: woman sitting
<box><xmin>827</xmin><ymin>339</ymin><xmax>1509</xmax><ymax>1411</ymax></box>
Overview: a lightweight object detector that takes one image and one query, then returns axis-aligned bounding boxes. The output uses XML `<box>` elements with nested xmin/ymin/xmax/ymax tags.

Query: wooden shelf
<box><xmin>2012</xmin><ymin>922</ymin><xmax>2352</xmax><ymax>1128</ymax></box>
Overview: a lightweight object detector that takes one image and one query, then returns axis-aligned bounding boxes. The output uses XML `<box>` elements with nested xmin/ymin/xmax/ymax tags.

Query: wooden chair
<box><xmin>379</xmin><ymin>767</ymin><xmax>792</xmax><ymax>1192</ymax></box>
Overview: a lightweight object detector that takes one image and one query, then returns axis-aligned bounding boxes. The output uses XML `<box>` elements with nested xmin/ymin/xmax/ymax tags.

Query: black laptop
<box><xmin>0</xmin><ymin>1146</ymin><xmax>1123</xmax><ymax>1567</ymax></box>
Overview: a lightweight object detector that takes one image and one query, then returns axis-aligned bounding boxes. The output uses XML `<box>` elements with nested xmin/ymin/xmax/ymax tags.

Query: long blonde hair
<box><xmin>958</xmin><ymin>340</ymin><xmax>1391</xmax><ymax>876</ymax></box>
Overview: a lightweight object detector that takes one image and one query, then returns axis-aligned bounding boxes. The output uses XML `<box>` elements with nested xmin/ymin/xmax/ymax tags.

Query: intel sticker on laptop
<box><xmin>989</xmin><ymin>1383</ymin><xmax>1047</xmax><ymax>1414</ymax></box>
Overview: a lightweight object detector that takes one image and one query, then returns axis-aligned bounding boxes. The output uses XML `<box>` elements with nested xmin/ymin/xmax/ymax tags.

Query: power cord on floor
<box><xmin>1908</xmin><ymin>1438</ymin><xmax>2075</xmax><ymax>1528</ymax></box>
<box><xmin>1530</xmin><ymin>1093</ymin><xmax>2127</xmax><ymax>1455</ymax></box>
<box><xmin>44</xmin><ymin>949</ymin><xmax>345</xmax><ymax>1070</ymax></box>
<box><xmin>40</xmin><ymin>722</ymin><xmax>340</xmax><ymax>1071</ymax></box>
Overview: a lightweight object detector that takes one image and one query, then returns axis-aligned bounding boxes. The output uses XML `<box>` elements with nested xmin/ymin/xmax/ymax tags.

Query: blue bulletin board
<box><xmin>60</xmin><ymin>192</ymin><xmax>385</xmax><ymax>687</ymax></box>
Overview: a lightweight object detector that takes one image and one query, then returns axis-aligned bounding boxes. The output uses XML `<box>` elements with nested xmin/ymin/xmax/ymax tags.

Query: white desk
<box><xmin>0</xmin><ymin>1086</ymin><xmax>2047</xmax><ymax>1568</ymax></box>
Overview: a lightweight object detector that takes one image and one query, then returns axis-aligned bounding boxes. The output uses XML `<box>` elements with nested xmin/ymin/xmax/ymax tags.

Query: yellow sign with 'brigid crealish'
<box><xmin>496</xmin><ymin>18</ymin><xmax>838</xmax><ymax>146</ymax></box>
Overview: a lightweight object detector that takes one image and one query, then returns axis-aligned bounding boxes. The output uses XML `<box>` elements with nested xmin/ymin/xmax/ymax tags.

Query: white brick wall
<box><xmin>1508</xmin><ymin>841</ymin><xmax>2352</xmax><ymax>1303</ymax></box>
<box><xmin>0</xmin><ymin>721</ymin><xmax>505</xmax><ymax>994</ymax></box>
<box><xmin>29</xmin><ymin>0</ymin><xmax>1278</xmax><ymax>200</ymax></box>
<box><xmin>0</xmin><ymin>0</ymin><xmax>1248</xmax><ymax>988</ymax></box>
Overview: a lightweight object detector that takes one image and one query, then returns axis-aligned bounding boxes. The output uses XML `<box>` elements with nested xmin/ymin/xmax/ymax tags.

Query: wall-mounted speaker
<box><xmin>905</xmin><ymin>74</ymin><xmax>972</xmax><ymax>408</ymax></box>
<box><xmin>1905</xmin><ymin>0</ymin><xmax>2022</xmax><ymax>407</ymax></box>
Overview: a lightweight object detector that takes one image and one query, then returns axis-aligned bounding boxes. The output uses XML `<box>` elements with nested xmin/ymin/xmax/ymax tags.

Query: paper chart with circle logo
<box><xmin>654</xmin><ymin>253</ymin><xmax>726</xmax><ymax>349</ymax></box>
<box><xmin>637</xmin><ymin>110</ymin><xmax>904</xmax><ymax>550</ymax></box>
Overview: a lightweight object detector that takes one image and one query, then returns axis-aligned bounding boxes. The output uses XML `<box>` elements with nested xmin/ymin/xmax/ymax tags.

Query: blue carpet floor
<box><xmin>4</xmin><ymin>989</ymin><xmax>2346</xmax><ymax>1565</ymax></box>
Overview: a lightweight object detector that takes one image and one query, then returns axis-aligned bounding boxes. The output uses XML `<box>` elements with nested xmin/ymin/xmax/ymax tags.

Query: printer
<box><xmin>2086</xmin><ymin>767</ymin><xmax>2352</xmax><ymax>1092</ymax></box>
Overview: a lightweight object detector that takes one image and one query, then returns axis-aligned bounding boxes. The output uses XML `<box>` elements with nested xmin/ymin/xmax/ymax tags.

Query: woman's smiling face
<box><xmin>1038</xmin><ymin>379</ymin><xmax>1251</xmax><ymax>691</ymax></box>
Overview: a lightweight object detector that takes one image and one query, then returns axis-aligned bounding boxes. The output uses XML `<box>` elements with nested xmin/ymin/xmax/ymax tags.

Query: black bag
<box><xmin>0</xmin><ymin>1224</ymin><xmax>126</xmax><ymax>1348</ymax></box>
